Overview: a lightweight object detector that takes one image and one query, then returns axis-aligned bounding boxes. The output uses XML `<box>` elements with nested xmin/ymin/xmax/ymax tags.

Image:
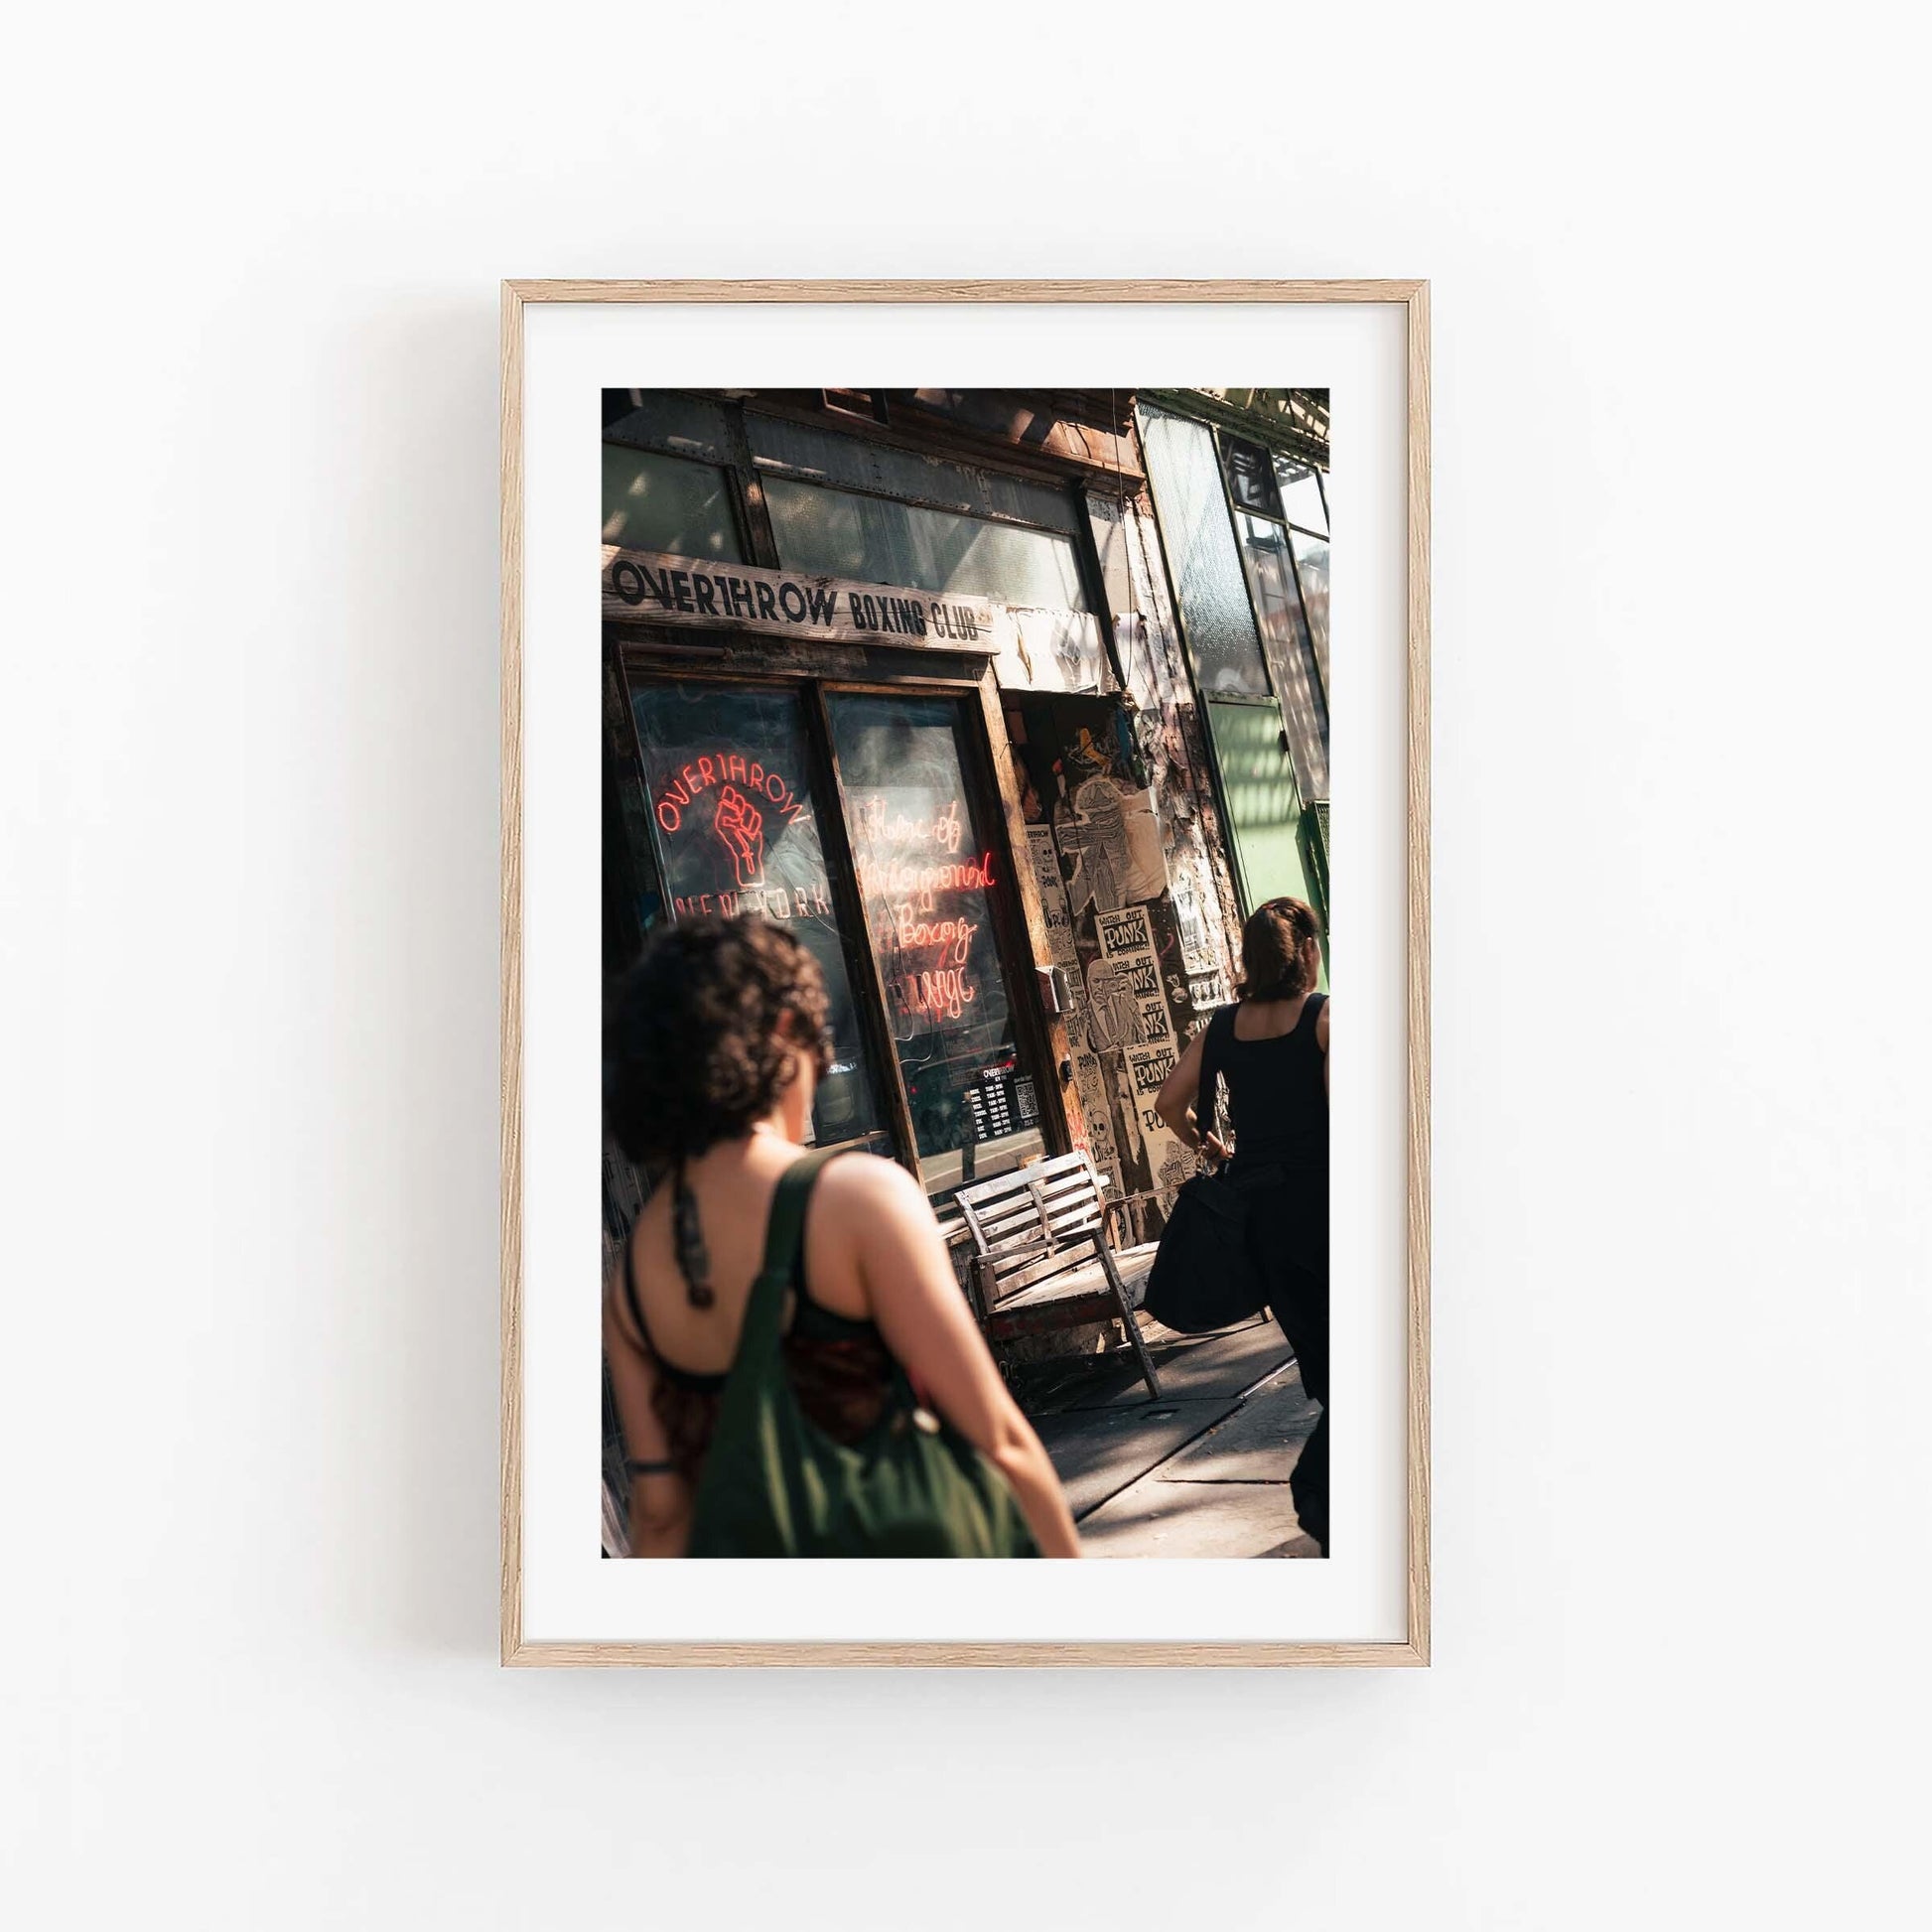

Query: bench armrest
<box><xmin>1101</xmin><ymin>1184</ymin><xmax>1188</xmax><ymax>1242</ymax></box>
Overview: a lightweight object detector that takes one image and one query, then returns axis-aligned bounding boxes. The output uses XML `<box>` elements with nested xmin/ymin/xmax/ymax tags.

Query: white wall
<box><xmin>5</xmin><ymin>5</ymin><xmax>1927</xmax><ymax>1926</ymax></box>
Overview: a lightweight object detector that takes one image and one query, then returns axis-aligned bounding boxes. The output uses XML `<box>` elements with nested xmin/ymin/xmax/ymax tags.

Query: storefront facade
<box><xmin>600</xmin><ymin>387</ymin><xmax>1327</xmax><ymax>1247</ymax></box>
<box><xmin>1136</xmin><ymin>388</ymin><xmax>1333</xmax><ymax>943</ymax></box>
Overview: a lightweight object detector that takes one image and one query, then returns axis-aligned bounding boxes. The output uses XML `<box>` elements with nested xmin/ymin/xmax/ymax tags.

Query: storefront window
<box><xmin>763</xmin><ymin>477</ymin><xmax>1087</xmax><ymax>612</ymax></box>
<box><xmin>1222</xmin><ymin>436</ymin><xmax>1286</xmax><ymax>518</ymax></box>
<box><xmin>1137</xmin><ymin>407</ymin><xmax>1274</xmax><ymax>700</ymax></box>
<box><xmin>1235</xmin><ymin>511</ymin><xmax>1328</xmax><ymax>800</ymax></box>
<box><xmin>1289</xmin><ymin>528</ymin><xmax>1330</xmax><ymax>690</ymax></box>
<box><xmin>1273</xmin><ymin>454</ymin><xmax>1328</xmax><ymax>536</ymax></box>
<box><xmin>602</xmin><ymin>446</ymin><xmax>743</xmax><ymax>561</ymax></box>
<box><xmin>627</xmin><ymin>680</ymin><xmax>887</xmax><ymax>1152</ymax></box>
<box><xmin>827</xmin><ymin>692</ymin><xmax>1045</xmax><ymax>1197</ymax></box>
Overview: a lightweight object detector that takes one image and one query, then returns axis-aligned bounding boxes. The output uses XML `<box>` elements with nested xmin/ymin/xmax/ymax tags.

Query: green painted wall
<box><xmin>1207</xmin><ymin>699</ymin><xmax>1311</xmax><ymax>908</ymax></box>
<box><xmin>1205</xmin><ymin>699</ymin><xmax>1328</xmax><ymax>988</ymax></box>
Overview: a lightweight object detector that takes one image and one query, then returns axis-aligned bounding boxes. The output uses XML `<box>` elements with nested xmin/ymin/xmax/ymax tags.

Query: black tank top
<box><xmin>1213</xmin><ymin>992</ymin><xmax>1328</xmax><ymax>1173</ymax></box>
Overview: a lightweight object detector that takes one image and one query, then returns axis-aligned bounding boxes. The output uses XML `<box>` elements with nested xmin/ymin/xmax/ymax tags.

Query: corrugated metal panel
<box><xmin>602</xmin><ymin>392</ymin><xmax>737</xmax><ymax>466</ymax></box>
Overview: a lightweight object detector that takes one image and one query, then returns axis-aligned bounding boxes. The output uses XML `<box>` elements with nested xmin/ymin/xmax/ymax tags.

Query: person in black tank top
<box><xmin>1158</xmin><ymin>897</ymin><xmax>1331</xmax><ymax>1551</ymax></box>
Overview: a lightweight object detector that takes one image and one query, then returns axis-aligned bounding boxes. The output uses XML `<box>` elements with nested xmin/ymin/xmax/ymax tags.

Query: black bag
<box><xmin>1141</xmin><ymin>1008</ymin><xmax>1271</xmax><ymax>1334</ymax></box>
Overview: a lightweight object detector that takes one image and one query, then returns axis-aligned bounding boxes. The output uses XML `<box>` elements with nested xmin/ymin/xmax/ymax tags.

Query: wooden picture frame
<box><xmin>501</xmin><ymin>281</ymin><xmax>1430</xmax><ymax>1665</ymax></box>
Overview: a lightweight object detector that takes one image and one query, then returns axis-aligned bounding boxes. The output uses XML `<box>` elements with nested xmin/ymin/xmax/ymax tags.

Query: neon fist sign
<box><xmin>652</xmin><ymin>752</ymin><xmax>826</xmax><ymax>917</ymax></box>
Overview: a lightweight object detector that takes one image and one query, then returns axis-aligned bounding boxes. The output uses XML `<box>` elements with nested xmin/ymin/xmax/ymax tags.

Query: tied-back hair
<box><xmin>605</xmin><ymin>914</ymin><xmax>832</xmax><ymax>1166</ymax></box>
<box><xmin>1239</xmin><ymin>897</ymin><xmax>1323</xmax><ymax>1003</ymax></box>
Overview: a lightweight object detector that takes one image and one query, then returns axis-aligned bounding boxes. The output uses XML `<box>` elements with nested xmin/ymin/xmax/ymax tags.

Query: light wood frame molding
<box><xmin>500</xmin><ymin>280</ymin><xmax>1430</xmax><ymax>1667</ymax></box>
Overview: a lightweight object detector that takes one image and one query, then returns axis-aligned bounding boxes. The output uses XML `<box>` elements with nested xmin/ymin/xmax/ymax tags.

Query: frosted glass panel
<box><xmin>1236</xmin><ymin>512</ymin><xmax>1328</xmax><ymax>800</ymax></box>
<box><xmin>602</xmin><ymin>446</ymin><xmax>743</xmax><ymax>561</ymax></box>
<box><xmin>1290</xmin><ymin>529</ymin><xmax>1330</xmax><ymax>690</ymax></box>
<box><xmin>765</xmin><ymin>478</ymin><xmax>1087</xmax><ymax>612</ymax></box>
<box><xmin>1138</xmin><ymin>408</ymin><xmax>1272</xmax><ymax>699</ymax></box>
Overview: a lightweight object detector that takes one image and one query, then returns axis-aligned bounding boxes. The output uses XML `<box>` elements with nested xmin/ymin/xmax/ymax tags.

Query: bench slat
<box><xmin>954</xmin><ymin>1152</ymin><xmax>1089</xmax><ymax>1209</ymax></box>
<box><xmin>1035</xmin><ymin>1162</ymin><xmax>1102</xmax><ymax>1193</ymax></box>
<box><xmin>989</xmin><ymin>1179</ymin><xmax>1097</xmax><ymax>1234</ymax></box>
<box><xmin>1050</xmin><ymin>1205</ymin><xmax>1112</xmax><ymax>1236</ymax></box>
<box><xmin>976</xmin><ymin>1194</ymin><xmax>1047</xmax><ymax>1238</ymax></box>
<box><xmin>984</xmin><ymin>1237</ymin><xmax>1100</xmax><ymax>1304</ymax></box>
<box><xmin>975</xmin><ymin>1224</ymin><xmax>1049</xmax><ymax>1260</ymax></box>
<box><xmin>983</xmin><ymin>1234</ymin><xmax>1096</xmax><ymax>1284</ymax></box>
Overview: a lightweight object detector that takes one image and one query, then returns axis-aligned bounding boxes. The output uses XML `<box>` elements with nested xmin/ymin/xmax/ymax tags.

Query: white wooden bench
<box><xmin>953</xmin><ymin>1151</ymin><xmax>1165</xmax><ymax>1399</ymax></box>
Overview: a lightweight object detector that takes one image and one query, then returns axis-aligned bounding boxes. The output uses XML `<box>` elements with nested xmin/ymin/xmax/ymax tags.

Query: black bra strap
<box><xmin>620</xmin><ymin>1156</ymin><xmax>846</xmax><ymax>1370</ymax></box>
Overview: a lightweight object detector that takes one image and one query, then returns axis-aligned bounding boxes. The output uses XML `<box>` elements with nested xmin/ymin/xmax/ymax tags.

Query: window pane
<box><xmin>1137</xmin><ymin>407</ymin><xmax>1273</xmax><ymax>699</ymax></box>
<box><xmin>1274</xmin><ymin>454</ymin><xmax>1328</xmax><ymax>535</ymax></box>
<box><xmin>827</xmin><ymin>693</ymin><xmax>1045</xmax><ymax>1198</ymax></box>
<box><xmin>1235</xmin><ymin>512</ymin><xmax>1328</xmax><ymax>799</ymax></box>
<box><xmin>1222</xmin><ymin>435</ymin><xmax>1285</xmax><ymax>518</ymax></box>
<box><xmin>628</xmin><ymin>681</ymin><xmax>886</xmax><ymax>1151</ymax></box>
<box><xmin>602</xmin><ymin>446</ymin><xmax>743</xmax><ymax>561</ymax></box>
<box><xmin>764</xmin><ymin>477</ymin><xmax>1087</xmax><ymax>612</ymax></box>
<box><xmin>1290</xmin><ymin>528</ymin><xmax>1330</xmax><ymax>691</ymax></box>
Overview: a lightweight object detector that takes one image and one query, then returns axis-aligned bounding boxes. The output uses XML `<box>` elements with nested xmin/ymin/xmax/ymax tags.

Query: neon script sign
<box><xmin>849</xmin><ymin>792</ymin><xmax>997</xmax><ymax>1025</ymax></box>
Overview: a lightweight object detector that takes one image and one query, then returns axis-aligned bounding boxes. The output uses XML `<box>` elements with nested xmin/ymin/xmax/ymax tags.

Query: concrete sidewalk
<box><xmin>1019</xmin><ymin>1313</ymin><xmax>1323</xmax><ymax>1559</ymax></box>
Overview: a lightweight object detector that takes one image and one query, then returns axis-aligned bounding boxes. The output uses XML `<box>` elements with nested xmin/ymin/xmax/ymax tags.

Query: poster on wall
<box><xmin>992</xmin><ymin>607</ymin><xmax>1115</xmax><ymax>695</ymax></box>
<box><xmin>506</xmin><ymin>296</ymin><xmax>1429</xmax><ymax>1667</ymax></box>
<box><xmin>1094</xmin><ymin>904</ymin><xmax>1177</xmax><ymax>1049</ymax></box>
<box><xmin>1124</xmin><ymin>1040</ymin><xmax>1195</xmax><ymax>1192</ymax></box>
<box><xmin>1056</xmin><ymin>775</ymin><xmax>1128</xmax><ymax>914</ymax></box>
<box><xmin>1025</xmin><ymin>825</ymin><xmax>1080</xmax><ymax>969</ymax></box>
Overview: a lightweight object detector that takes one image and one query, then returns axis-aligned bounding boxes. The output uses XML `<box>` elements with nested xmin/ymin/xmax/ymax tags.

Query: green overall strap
<box><xmin>736</xmin><ymin>1148</ymin><xmax>842</xmax><ymax>1361</ymax></box>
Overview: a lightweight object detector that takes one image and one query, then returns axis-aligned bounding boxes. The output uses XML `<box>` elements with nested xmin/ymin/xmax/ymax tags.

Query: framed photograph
<box><xmin>501</xmin><ymin>281</ymin><xmax>1430</xmax><ymax>1664</ymax></box>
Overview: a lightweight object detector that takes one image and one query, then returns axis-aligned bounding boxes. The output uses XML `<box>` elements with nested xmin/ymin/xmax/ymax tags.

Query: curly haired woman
<box><xmin>603</xmin><ymin>914</ymin><xmax>1080</xmax><ymax>1559</ymax></box>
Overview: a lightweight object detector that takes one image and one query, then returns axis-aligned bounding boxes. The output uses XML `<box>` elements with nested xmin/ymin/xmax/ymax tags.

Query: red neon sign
<box><xmin>653</xmin><ymin>751</ymin><xmax>807</xmax><ymax>837</ymax></box>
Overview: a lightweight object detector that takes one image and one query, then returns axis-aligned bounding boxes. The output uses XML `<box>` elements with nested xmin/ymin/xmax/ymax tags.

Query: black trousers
<box><xmin>1242</xmin><ymin>1176</ymin><xmax>1329</xmax><ymax>1551</ymax></box>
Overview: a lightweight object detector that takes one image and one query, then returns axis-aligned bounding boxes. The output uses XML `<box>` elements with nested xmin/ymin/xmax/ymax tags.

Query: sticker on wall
<box><xmin>1092</xmin><ymin>904</ymin><xmax>1177</xmax><ymax>1050</ymax></box>
<box><xmin>1166</xmin><ymin>827</ymin><xmax>1229</xmax><ymax>980</ymax></box>
<box><xmin>1081</xmin><ymin>959</ymin><xmax>1137</xmax><ymax>1051</ymax></box>
<box><xmin>1124</xmin><ymin>1041</ymin><xmax>1193</xmax><ymax>1192</ymax></box>
<box><xmin>1024</xmin><ymin>825</ymin><xmax>1080</xmax><ymax>969</ymax></box>
<box><xmin>1118</xmin><ymin>785</ymin><xmax>1169</xmax><ymax>903</ymax></box>
<box><xmin>993</xmin><ymin>607</ymin><xmax>1114</xmax><ymax>696</ymax></box>
<box><xmin>1054</xmin><ymin>776</ymin><xmax>1128</xmax><ymax>915</ymax></box>
<box><xmin>1070</xmin><ymin>1043</ymin><xmax>1121</xmax><ymax>1189</ymax></box>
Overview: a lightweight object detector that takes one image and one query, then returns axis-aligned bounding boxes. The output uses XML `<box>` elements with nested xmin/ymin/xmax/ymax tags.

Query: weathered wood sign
<box><xmin>602</xmin><ymin>545</ymin><xmax>1001</xmax><ymax>652</ymax></box>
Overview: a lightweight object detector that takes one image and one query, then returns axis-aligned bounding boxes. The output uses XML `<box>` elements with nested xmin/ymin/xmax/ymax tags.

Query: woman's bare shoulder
<box><xmin>818</xmin><ymin>1149</ymin><xmax>928</xmax><ymax>1215</ymax></box>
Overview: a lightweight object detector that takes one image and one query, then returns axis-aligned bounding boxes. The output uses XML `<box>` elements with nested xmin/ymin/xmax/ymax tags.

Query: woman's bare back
<box><xmin>1231</xmin><ymin>992</ymin><xmax>1315</xmax><ymax>1041</ymax></box>
<box><xmin>623</xmin><ymin>1136</ymin><xmax>880</xmax><ymax>1375</ymax></box>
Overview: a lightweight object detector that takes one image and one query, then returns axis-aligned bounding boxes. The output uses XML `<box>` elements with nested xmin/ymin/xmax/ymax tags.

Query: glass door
<box><xmin>825</xmin><ymin>691</ymin><xmax>1048</xmax><ymax>1200</ymax></box>
<box><xmin>627</xmin><ymin>678</ymin><xmax>892</xmax><ymax>1154</ymax></box>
